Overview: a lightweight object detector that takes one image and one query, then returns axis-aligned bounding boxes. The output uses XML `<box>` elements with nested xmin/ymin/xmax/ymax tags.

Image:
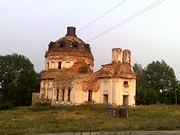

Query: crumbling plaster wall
<box><xmin>40</xmin><ymin>79</ymin><xmax>54</xmax><ymax>101</ymax></box>
<box><xmin>72</xmin><ymin>78</ymin><xmax>100</xmax><ymax>104</ymax></box>
<box><xmin>45</xmin><ymin>55</ymin><xmax>93</xmax><ymax>70</ymax></box>
<box><xmin>98</xmin><ymin>78</ymin><xmax>136</xmax><ymax>106</ymax></box>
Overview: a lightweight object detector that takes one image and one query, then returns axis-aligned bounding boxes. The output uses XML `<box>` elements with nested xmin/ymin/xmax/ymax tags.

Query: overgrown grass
<box><xmin>0</xmin><ymin>104</ymin><xmax>180</xmax><ymax>135</ymax></box>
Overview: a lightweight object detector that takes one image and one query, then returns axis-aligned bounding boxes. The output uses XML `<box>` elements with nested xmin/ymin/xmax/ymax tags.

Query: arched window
<box><xmin>59</xmin><ymin>42</ymin><xmax>65</xmax><ymax>49</ymax></box>
<box><xmin>72</xmin><ymin>42</ymin><xmax>78</xmax><ymax>49</ymax></box>
<box><xmin>60</xmin><ymin>43</ymin><xmax>64</xmax><ymax>48</ymax></box>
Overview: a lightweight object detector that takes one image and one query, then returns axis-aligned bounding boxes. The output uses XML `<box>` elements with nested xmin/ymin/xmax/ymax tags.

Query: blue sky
<box><xmin>0</xmin><ymin>0</ymin><xmax>180</xmax><ymax>79</ymax></box>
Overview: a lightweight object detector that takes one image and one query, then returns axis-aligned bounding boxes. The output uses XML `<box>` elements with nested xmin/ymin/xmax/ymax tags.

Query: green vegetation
<box><xmin>0</xmin><ymin>104</ymin><xmax>180</xmax><ymax>135</ymax></box>
<box><xmin>133</xmin><ymin>60</ymin><xmax>180</xmax><ymax>105</ymax></box>
<box><xmin>0</xmin><ymin>54</ymin><xmax>40</xmax><ymax>109</ymax></box>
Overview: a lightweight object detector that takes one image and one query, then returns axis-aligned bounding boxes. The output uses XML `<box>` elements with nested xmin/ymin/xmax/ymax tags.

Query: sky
<box><xmin>0</xmin><ymin>0</ymin><xmax>180</xmax><ymax>80</ymax></box>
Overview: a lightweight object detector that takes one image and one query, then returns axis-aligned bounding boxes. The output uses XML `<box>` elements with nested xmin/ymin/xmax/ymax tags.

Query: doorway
<box><xmin>103</xmin><ymin>94</ymin><xmax>108</xmax><ymax>105</ymax></box>
<box><xmin>123</xmin><ymin>95</ymin><xmax>129</xmax><ymax>106</ymax></box>
<box><xmin>88</xmin><ymin>90</ymin><xmax>92</xmax><ymax>102</ymax></box>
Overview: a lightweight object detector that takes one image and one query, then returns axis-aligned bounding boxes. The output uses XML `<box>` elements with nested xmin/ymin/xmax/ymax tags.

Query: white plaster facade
<box><xmin>97</xmin><ymin>78</ymin><xmax>136</xmax><ymax>106</ymax></box>
<box><xmin>39</xmin><ymin>27</ymin><xmax>136</xmax><ymax>107</ymax></box>
<box><xmin>40</xmin><ymin>76</ymin><xmax>136</xmax><ymax>107</ymax></box>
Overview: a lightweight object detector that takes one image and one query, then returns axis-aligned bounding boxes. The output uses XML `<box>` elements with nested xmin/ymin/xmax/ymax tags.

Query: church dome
<box><xmin>42</xmin><ymin>26</ymin><xmax>94</xmax><ymax>77</ymax></box>
<box><xmin>45</xmin><ymin>27</ymin><xmax>93</xmax><ymax>59</ymax></box>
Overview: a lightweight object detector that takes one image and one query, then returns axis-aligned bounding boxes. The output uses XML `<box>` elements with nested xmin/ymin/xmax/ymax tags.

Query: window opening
<box><xmin>62</xmin><ymin>89</ymin><xmax>65</xmax><ymax>101</ymax></box>
<box><xmin>123</xmin><ymin>81</ymin><xmax>129</xmax><ymax>87</ymax></box>
<box><xmin>58</xmin><ymin>62</ymin><xmax>62</xmax><ymax>69</ymax></box>
<box><xmin>72</xmin><ymin>42</ymin><xmax>78</xmax><ymax>49</ymax></box>
<box><xmin>59</xmin><ymin>42</ymin><xmax>65</xmax><ymax>48</ymax></box>
<box><xmin>67</xmin><ymin>88</ymin><xmax>71</xmax><ymax>102</ymax></box>
<box><xmin>47</xmin><ymin>62</ymin><xmax>49</xmax><ymax>69</ymax></box>
<box><xmin>57</xmin><ymin>89</ymin><xmax>59</xmax><ymax>101</ymax></box>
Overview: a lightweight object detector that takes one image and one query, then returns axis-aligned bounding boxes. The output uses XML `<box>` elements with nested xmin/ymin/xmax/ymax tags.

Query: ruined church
<box><xmin>39</xmin><ymin>26</ymin><xmax>136</xmax><ymax>107</ymax></box>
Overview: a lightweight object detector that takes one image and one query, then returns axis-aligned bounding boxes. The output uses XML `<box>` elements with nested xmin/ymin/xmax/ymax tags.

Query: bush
<box><xmin>0</xmin><ymin>100</ymin><xmax>13</xmax><ymax>110</ymax></box>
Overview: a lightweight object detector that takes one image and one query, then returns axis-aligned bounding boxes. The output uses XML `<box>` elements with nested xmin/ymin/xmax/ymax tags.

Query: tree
<box><xmin>176</xmin><ymin>81</ymin><xmax>180</xmax><ymax>104</ymax></box>
<box><xmin>133</xmin><ymin>63</ymin><xmax>158</xmax><ymax>105</ymax></box>
<box><xmin>142</xmin><ymin>88</ymin><xmax>157</xmax><ymax>105</ymax></box>
<box><xmin>144</xmin><ymin>60</ymin><xmax>177</xmax><ymax>104</ymax></box>
<box><xmin>133</xmin><ymin>63</ymin><xmax>145</xmax><ymax>104</ymax></box>
<box><xmin>0</xmin><ymin>54</ymin><xmax>39</xmax><ymax>108</ymax></box>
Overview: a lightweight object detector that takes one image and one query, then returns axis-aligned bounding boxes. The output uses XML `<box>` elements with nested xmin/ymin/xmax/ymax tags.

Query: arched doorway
<box><xmin>88</xmin><ymin>90</ymin><xmax>92</xmax><ymax>102</ymax></box>
<box><xmin>123</xmin><ymin>91</ymin><xmax>129</xmax><ymax>106</ymax></box>
<box><xmin>103</xmin><ymin>90</ymin><xmax>108</xmax><ymax>105</ymax></box>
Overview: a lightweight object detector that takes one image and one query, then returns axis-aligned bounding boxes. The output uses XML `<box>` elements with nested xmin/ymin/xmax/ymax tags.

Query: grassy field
<box><xmin>0</xmin><ymin>104</ymin><xmax>180</xmax><ymax>135</ymax></box>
